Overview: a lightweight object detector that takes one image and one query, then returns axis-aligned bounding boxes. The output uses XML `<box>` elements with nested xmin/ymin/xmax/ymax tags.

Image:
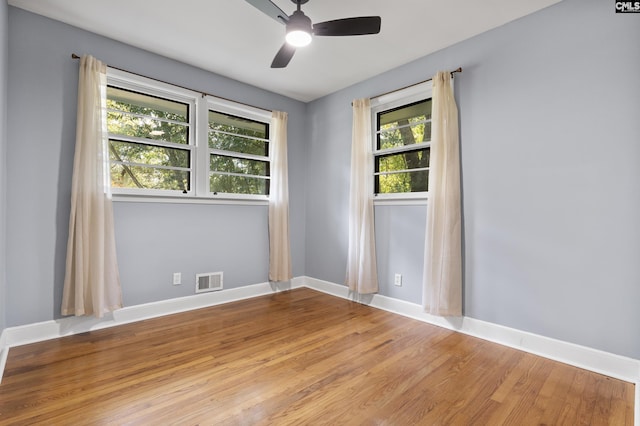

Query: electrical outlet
<box><xmin>394</xmin><ymin>273</ymin><xmax>402</xmax><ymax>286</ymax></box>
<box><xmin>173</xmin><ymin>272</ymin><xmax>181</xmax><ymax>285</ymax></box>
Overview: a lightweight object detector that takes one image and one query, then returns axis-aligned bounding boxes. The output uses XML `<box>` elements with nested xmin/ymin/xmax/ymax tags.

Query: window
<box><xmin>208</xmin><ymin>110</ymin><xmax>270</xmax><ymax>196</ymax></box>
<box><xmin>107</xmin><ymin>85</ymin><xmax>194</xmax><ymax>194</ymax></box>
<box><xmin>106</xmin><ymin>69</ymin><xmax>271</xmax><ymax>201</ymax></box>
<box><xmin>372</xmin><ymin>81</ymin><xmax>433</xmax><ymax>199</ymax></box>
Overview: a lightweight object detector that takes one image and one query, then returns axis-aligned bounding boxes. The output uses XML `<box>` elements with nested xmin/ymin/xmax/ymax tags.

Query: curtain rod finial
<box><xmin>71</xmin><ymin>53</ymin><xmax>80</xmax><ymax>59</ymax></box>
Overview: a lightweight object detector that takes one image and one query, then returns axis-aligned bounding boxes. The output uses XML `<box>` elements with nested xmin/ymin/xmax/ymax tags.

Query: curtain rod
<box><xmin>368</xmin><ymin>67</ymin><xmax>462</xmax><ymax>101</ymax></box>
<box><xmin>71</xmin><ymin>53</ymin><xmax>272</xmax><ymax>113</ymax></box>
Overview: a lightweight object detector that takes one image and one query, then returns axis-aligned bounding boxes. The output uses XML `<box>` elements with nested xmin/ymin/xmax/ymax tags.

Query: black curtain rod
<box><xmin>71</xmin><ymin>53</ymin><xmax>272</xmax><ymax>113</ymax></box>
<box><xmin>365</xmin><ymin>67</ymin><xmax>462</xmax><ymax>103</ymax></box>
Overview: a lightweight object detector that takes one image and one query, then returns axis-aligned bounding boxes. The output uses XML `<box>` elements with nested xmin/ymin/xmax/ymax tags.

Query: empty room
<box><xmin>0</xmin><ymin>0</ymin><xmax>638</xmax><ymax>424</ymax></box>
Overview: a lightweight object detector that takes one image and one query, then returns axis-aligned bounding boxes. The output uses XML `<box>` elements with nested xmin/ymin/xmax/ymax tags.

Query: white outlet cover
<box><xmin>394</xmin><ymin>274</ymin><xmax>402</xmax><ymax>286</ymax></box>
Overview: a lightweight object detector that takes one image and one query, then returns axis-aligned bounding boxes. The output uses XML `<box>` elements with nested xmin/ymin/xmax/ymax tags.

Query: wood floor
<box><xmin>0</xmin><ymin>288</ymin><xmax>634</xmax><ymax>425</ymax></box>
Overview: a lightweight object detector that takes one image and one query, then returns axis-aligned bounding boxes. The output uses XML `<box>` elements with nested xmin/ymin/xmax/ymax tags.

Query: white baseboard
<box><xmin>0</xmin><ymin>329</ymin><xmax>8</xmax><ymax>385</ymax></box>
<box><xmin>1</xmin><ymin>278</ymin><xmax>303</xmax><ymax>359</ymax></box>
<box><xmin>302</xmin><ymin>276</ymin><xmax>640</xmax><ymax>386</ymax></box>
<box><xmin>1</xmin><ymin>274</ymin><xmax>638</xmax><ymax>405</ymax></box>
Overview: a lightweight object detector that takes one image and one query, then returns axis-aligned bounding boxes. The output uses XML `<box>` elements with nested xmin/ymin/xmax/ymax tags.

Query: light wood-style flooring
<box><xmin>0</xmin><ymin>288</ymin><xmax>634</xmax><ymax>425</ymax></box>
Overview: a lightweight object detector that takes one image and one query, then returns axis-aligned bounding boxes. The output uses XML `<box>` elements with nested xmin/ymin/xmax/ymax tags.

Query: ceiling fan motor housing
<box><xmin>287</xmin><ymin>10</ymin><xmax>312</xmax><ymax>35</ymax></box>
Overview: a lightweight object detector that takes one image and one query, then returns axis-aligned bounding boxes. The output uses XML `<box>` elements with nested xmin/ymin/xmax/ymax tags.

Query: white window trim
<box><xmin>371</xmin><ymin>80</ymin><xmax>433</xmax><ymax>205</ymax></box>
<box><xmin>106</xmin><ymin>68</ymin><xmax>272</xmax><ymax>204</ymax></box>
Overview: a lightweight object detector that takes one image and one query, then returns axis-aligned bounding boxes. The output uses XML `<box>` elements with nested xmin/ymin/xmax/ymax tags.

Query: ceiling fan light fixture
<box><xmin>286</xmin><ymin>29</ymin><xmax>312</xmax><ymax>46</ymax></box>
<box><xmin>285</xmin><ymin>9</ymin><xmax>312</xmax><ymax>47</ymax></box>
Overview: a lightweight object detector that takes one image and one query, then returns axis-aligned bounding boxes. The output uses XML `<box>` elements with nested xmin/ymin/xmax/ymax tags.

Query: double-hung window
<box><xmin>107</xmin><ymin>72</ymin><xmax>197</xmax><ymax>196</ymax></box>
<box><xmin>372</xmin><ymin>81</ymin><xmax>433</xmax><ymax>200</ymax></box>
<box><xmin>207</xmin><ymin>102</ymin><xmax>270</xmax><ymax>197</ymax></box>
<box><xmin>106</xmin><ymin>69</ymin><xmax>272</xmax><ymax>201</ymax></box>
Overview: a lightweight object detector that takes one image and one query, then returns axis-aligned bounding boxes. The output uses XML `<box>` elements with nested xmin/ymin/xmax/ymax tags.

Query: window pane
<box><xmin>377</xmin><ymin>99</ymin><xmax>431</xmax><ymax>150</ymax></box>
<box><xmin>209</xmin><ymin>111</ymin><xmax>268</xmax><ymax>139</ymax></box>
<box><xmin>109</xmin><ymin>140</ymin><xmax>189</xmax><ymax>168</ymax></box>
<box><xmin>209</xmin><ymin>132</ymin><xmax>268</xmax><ymax>156</ymax></box>
<box><xmin>107</xmin><ymin>111</ymin><xmax>188</xmax><ymax>144</ymax></box>
<box><xmin>378</xmin><ymin>99</ymin><xmax>431</xmax><ymax>127</ymax></box>
<box><xmin>110</xmin><ymin>164</ymin><xmax>190</xmax><ymax>191</ymax></box>
<box><xmin>376</xmin><ymin>170</ymin><xmax>429</xmax><ymax>194</ymax></box>
<box><xmin>375</xmin><ymin>148</ymin><xmax>430</xmax><ymax>194</ymax></box>
<box><xmin>210</xmin><ymin>174</ymin><xmax>268</xmax><ymax>195</ymax></box>
<box><xmin>376</xmin><ymin>148</ymin><xmax>430</xmax><ymax>173</ymax></box>
<box><xmin>210</xmin><ymin>155</ymin><xmax>268</xmax><ymax>176</ymax></box>
<box><xmin>107</xmin><ymin>86</ymin><xmax>188</xmax><ymax>123</ymax></box>
<box><xmin>378</xmin><ymin>121</ymin><xmax>431</xmax><ymax>150</ymax></box>
<box><xmin>208</xmin><ymin>111</ymin><xmax>269</xmax><ymax>155</ymax></box>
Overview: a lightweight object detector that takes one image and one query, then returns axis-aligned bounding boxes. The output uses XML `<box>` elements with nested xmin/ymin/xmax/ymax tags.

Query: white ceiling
<box><xmin>8</xmin><ymin>0</ymin><xmax>561</xmax><ymax>102</ymax></box>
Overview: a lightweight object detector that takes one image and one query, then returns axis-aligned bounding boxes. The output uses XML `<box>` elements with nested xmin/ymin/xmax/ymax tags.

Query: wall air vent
<box><xmin>195</xmin><ymin>272</ymin><xmax>223</xmax><ymax>293</ymax></box>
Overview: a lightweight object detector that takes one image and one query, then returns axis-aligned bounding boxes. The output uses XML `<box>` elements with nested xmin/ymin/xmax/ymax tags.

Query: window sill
<box><xmin>373</xmin><ymin>195</ymin><xmax>428</xmax><ymax>206</ymax></box>
<box><xmin>112</xmin><ymin>194</ymin><xmax>269</xmax><ymax>206</ymax></box>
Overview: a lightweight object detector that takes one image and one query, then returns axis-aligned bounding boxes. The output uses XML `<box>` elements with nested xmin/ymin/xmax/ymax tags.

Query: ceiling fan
<box><xmin>245</xmin><ymin>0</ymin><xmax>382</xmax><ymax>68</ymax></box>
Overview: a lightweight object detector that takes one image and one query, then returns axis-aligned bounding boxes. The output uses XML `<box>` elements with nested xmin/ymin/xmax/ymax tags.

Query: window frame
<box><xmin>106</xmin><ymin>69</ymin><xmax>272</xmax><ymax>204</ymax></box>
<box><xmin>202</xmin><ymin>96</ymin><xmax>272</xmax><ymax>201</ymax></box>
<box><xmin>371</xmin><ymin>80</ymin><xmax>433</xmax><ymax>204</ymax></box>
<box><xmin>107</xmin><ymin>68</ymin><xmax>198</xmax><ymax>198</ymax></box>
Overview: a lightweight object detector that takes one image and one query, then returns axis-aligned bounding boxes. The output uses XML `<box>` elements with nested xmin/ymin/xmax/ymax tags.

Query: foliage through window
<box><xmin>208</xmin><ymin>111</ymin><xmax>270</xmax><ymax>196</ymax></box>
<box><xmin>106</xmin><ymin>69</ymin><xmax>272</xmax><ymax>200</ymax></box>
<box><xmin>374</xmin><ymin>98</ymin><xmax>432</xmax><ymax>196</ymax></box>
<box><xmin>107</xmin><ymin>86</ymin><xmax>193</xmax><ymax>193</ymax></box>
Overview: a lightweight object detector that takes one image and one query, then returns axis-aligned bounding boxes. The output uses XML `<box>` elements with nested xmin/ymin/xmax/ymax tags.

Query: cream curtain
<box><xmin>61</xmin><ymin>55</ymin><xmax>122</xmax><ymax>318</ymax></box>
<box><xmin>422</xmin><ymin>72</ymin><xmax>462</xmax><ymax>316</ymax></box>
<box><xmin>346</xmin><ymin>99</ymin><xmax>378</xmax><ymax>294</ymax></box>
<box><xmin>268</xmin><ymin>110</ymin><xmax>292</xmax><ymax>282</ymax></box>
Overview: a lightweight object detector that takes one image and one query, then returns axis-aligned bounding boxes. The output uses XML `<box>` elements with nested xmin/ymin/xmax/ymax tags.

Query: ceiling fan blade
<box><xmin>245</xmin><ymin>0</ymin><xmax>289</xmax><ymax>25</ymax></box>
<box><xmin>313</xmin><ymin>16</ymin><xmax>381</xmax><ymax>36</ymax></box>
<box><xmin>271</xmin><ymin>43</ymin><xmax>296</xmax><ymax>68</ymax></box>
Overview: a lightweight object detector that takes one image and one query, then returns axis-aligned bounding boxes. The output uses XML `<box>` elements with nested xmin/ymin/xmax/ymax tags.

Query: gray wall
<box><xmin>6</xmin><ymin>7</ymin><xmax>306</xmax><ymax>326</ymax></box>
<box><xmin>0</xmin><ymin>0</ymin><xmax>8</xmax><ymax>333</ymax></box>
<box><xmin>306</xmin><ymin>0</ymin><xmax>640</xmax><ymax>359</ymax></box>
